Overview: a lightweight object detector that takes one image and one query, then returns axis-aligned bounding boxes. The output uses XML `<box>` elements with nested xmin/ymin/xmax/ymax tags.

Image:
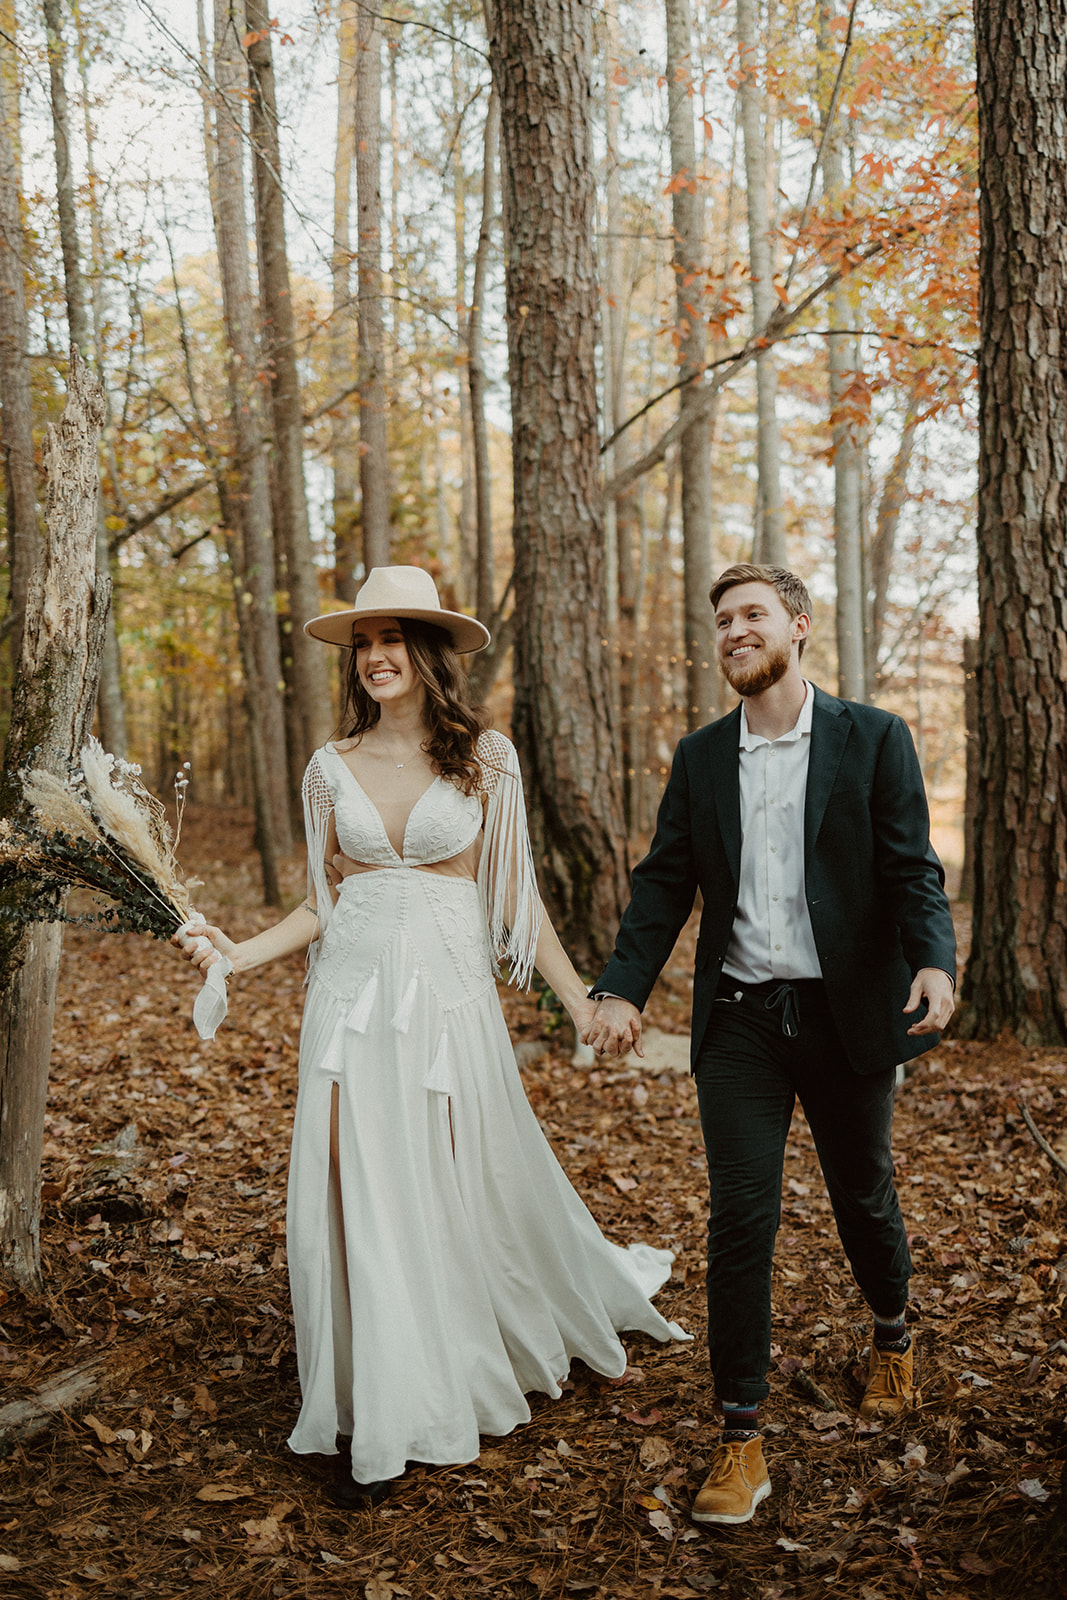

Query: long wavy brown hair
<box><xmin>339</xmin><ymin>619</ymin><xmax>489</xmax><ymax>794</ymax></box>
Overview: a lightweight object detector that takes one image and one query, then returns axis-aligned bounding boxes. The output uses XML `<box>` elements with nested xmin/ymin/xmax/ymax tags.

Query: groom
<box><xmin>585</xmin><ymin>565</ymin><xmax>956</xmax><ymax>1527</ymax></box>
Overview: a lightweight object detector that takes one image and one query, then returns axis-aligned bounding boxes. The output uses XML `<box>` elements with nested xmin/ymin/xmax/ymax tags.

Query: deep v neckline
<box><xmin>329</xmin><ymin>745</ymin><xmax>442</xmax><ymax>861</ymax></box>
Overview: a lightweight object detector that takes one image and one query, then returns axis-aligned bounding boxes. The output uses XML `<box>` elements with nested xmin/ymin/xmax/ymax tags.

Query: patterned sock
<box><xmin>721</xmin><ymin>1401</ymin><xmax>760</xmax><ymax>1440</ymax></box>
<box><xmin>873</xmin><ymin>1310</ymin><xmax>910</xmax><ymax>1352</ymax></box>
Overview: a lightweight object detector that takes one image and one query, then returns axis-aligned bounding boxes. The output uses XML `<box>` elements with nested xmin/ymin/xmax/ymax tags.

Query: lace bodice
<box><xmin>301</xmin><ymin>730</ymin><xmax>543</xmax><ymax>987</ymax></box>
<box><xmin>321</xmin><ymin>744</ymin><xmax>483</xmax><ymax>867</ymax></box>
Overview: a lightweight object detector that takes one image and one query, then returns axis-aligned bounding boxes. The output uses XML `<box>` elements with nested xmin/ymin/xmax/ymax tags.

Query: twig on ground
<box><xmin>1017</xmin><ymin>1091</ymin><xmax>1067</xmax><ymax>1178</ymax></box>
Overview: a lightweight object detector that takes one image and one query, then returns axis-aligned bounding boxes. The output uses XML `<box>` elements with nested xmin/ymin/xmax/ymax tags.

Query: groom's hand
<box><xmin>582</xmin><ymin>997</ymin><xmax>644</xmax><ymax>1060</ymax></box>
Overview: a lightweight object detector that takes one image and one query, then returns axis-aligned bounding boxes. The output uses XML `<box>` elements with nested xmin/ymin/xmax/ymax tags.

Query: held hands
<box><xmin>904</xmin><ymin>967</ymin><xmax>955</xmax><ymax>1036</ymax></box>
<box><xmin>580</xmin><ymin>996</ymin><xmax>644</xmax><ymax>1061</ymax></box>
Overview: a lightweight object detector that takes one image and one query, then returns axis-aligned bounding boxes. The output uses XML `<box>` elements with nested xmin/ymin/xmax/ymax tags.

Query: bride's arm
<box><xmin>173</xmin><ymin>900</ymin><xmax>321</xmax><ymax>975</ymax></box>
<box><xmin>531</xmin><ymin>913</ymin><xmax>598</xmax><ymax>1035</ymax></box>
<box><xmin>173</xmin><ymin>812</ymin><xmax>339</xmax><ymax>976</ymax></box>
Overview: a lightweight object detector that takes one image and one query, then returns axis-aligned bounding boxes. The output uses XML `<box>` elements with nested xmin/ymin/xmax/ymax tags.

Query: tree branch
<box><xmin>604</xmin><ymin>241</ymin><xmax>886</xmax><ymax>498</ymax></box>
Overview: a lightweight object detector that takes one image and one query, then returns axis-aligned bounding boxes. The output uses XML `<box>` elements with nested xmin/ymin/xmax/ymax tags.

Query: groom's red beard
<box><xmin>720</xmin><ymin>636</ymin><xmax>792</xmax><ymax>696</ymax></box>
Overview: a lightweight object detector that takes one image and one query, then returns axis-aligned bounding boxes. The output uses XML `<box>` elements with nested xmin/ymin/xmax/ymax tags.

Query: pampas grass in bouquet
<box><xmin>0</xmin><ymin>737</ymin><xmax>198</xmax><ymax>940</ymax></box>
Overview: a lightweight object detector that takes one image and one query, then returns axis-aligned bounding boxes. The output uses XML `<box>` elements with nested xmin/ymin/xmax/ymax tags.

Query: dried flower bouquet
<box><xmin>0</xmin><ymin>738</ymin><xmax>196</xmax><ymax>940</ymax></box>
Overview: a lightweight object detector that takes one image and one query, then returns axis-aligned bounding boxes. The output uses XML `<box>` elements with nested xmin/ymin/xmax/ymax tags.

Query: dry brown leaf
<box><xmin>83</xmin><ymin>1414</ymin><xmax>117</xmax><ymax>1445</ymax></box>
<box><xmin>191</xmin><ymin>1382</ymin><xmax>218</xmax><ymax>1418</ymax></box>
<box><xmin>194</xmin><ymin>1482</ymin><xmax>255</xmax><ymax>1502</ymax></box>
<box><xmin>639</xmin><ymin>1434</ymin><xmax>672</xmax><ymax>1470</ymax></box>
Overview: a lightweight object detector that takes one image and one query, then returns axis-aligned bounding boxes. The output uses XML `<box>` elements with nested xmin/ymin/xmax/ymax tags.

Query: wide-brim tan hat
<box><xmin>303</xmin><ymin>565</ymin><xmax>490</xmax><ymax>654</ymax></box>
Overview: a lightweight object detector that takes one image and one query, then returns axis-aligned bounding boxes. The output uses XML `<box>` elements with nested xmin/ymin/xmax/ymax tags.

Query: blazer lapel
<box><xmin>804</xmin><ymin>688</ymin><xmax>850</xmax><ymax>858</ymax></box>
<box><xmin>704</xmin><ymin>707</ymin><xmax>743</xmax><ymax>887</ymax></box>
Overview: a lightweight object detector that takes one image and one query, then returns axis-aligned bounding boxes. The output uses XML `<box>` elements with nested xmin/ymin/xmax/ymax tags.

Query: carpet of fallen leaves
<box><xmin>1</xmin><ymin>806</ymin><xmax>1066</xmax><ymax>1600</ymax></box>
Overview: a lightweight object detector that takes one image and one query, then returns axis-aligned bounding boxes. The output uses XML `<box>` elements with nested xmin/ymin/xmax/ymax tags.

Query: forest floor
<box><xmin>0</xmin><ymin>805</ymin><xmax>1065</xmax><ymax>1600</ymax></box>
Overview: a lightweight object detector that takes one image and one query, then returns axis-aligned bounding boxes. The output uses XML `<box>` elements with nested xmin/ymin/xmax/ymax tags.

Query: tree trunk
<box><xmin>959</xmin><ymin>635</ymin><xmax>978</xmax><ymax>903</ymax></box>
<box><xmin>246</xmin><ymin>2</ymin><xmax>332</xmax><ymax>780</ymax></box>
<box><xmin>737</xmin><ymin>0</ymin><xmax>785</xmax><ymax>565</ymax></box>
<box><xmin>490</xmin><ymin>0</ymin><xmax>628</xmax><ymax>972</ymax></box>
<box><xmin>41</xmin><ymin>0</ymin><xmax>126</xmax><ymax>755</ymax></box>
<box><xmin>868</xmin><ymin>381</ymin><xmax>921</xmax><ymax>680</ymax></box>
<box><xmin>452</xmin><ymin>36</ymin><xmax>477</xmax><ymax>603</ymax></box>
<box><xmin>468</xmin><ymin>87</ymin><xmax>499</xmax><ymax>624</ymax></box>
<box><xmin>355</xmin><ymin>0</ymin><xmax>390</xmax><ymax>570</ymax></box>
<box><xmin>0</xmin><ymin>31</ymin><xmax>37</xmax><ymax>674</ymax></box>
<box><xmin>665</xmin><ymin>0</ymin><xmax>718</xmax><ymax>731</ymax></box>
<box><xmin>818</xmin><ymin>0</ymin><xmax>865</xmax><ymax>701</ymax></box>
<box><xmin>331</xmin><ymin>0</ymin><xmax>359</xmax><ymax>604</ymax></box>
<box><xmin>211</xmin><ymin>0</ymin><xmax>291</xmax><ymax>872</ymax></box>
<box><xmin>0</xmin><ymin>350</ymin><xmax>107</xmax><ymax>1289</ymax></box>
<box><xmin>959</xmin><ymin>0</ymin><xmax>1067</xmax><ymax>1043</ymax></box>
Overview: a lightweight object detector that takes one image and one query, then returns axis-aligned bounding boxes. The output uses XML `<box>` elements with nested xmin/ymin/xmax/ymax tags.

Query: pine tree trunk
<box><xmin>331</xmin><ymin>0</ymin><xmax>359</xmax><ymax>604</ymax></box>
<box><xmin>355</xmin><ymin>0</ymin><xmax>390</xmax><ymax>571</ymax></box>
<box><xmin>490</xmin><ymin>0</ymin><xmax>628</xmax><ymax>972</ymax></box>
<box><xmin>0</xmin><ymin>33</ymin><xmax>37</xmax><ymax>674</ymax></box>
<box><xmin>246</xmin><ymin>2</ymin><xmax>332</xmax><ymax>778</ymax></box>
<box><xmin>211</xmin><ymin>0</ymin><xmax>291</xmax><ymax>871</ymax></box>
<box><xmin>41</xmin><ymin>0</ymin><xmax>126</xmax><ymax>754</ymax></box>
<box><xmin>0</xmin><ymin>350</ymin><xmax>107</xmax><ymax>1290</ymax></box>
<box><xmin>665</xmin><ymin>0</ymin><xmax>718</xmax><ymax>732</ymax></box>
<box><xmin>960</xmin><ymin>0</ymin><xmax>1067</xmax><ymax>1043</ymax></box>
<box><xmin>737</xmin><ymin>0</ymin><xmax>785</xmax><ymax>565</ymax></box>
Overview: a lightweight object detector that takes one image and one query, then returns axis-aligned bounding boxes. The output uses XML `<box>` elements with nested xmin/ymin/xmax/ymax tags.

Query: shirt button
<box><xmin>772</xmin><ymin>895</ymin><xmax>779</xmax><ymax>902</ymax></box>
<box><xmin>774</xmin><ymin>943</ymin><xmax>782</xmax><ymax>951</ymax></box>
<box><xmin>770</xmin><ymin>846</ymin><xmax>777</xmax><ymax>854</ymax></box>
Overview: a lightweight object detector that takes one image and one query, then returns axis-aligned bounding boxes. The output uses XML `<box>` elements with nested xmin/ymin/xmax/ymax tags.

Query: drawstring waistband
<box><xmin>763</xmin><ymin>982</ymin><xmax>800</xmax><ymax>1038</ymax></box>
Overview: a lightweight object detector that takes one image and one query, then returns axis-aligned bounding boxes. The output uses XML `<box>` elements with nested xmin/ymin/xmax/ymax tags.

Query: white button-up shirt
<box><xmin>722</xmin><ymin>679</ymin><xmax>822</xmax><ymax>983</ymax></box>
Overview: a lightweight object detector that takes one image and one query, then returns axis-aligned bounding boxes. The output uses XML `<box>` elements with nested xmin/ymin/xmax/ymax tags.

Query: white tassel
<box><xmin>346</xmin><ymin>969</ymin><xmax>379</xmax><ymax>1033</ymax></box>
<box><xmin>423</xmin><ymin>1026</ymin><xmax>452</xmax><ymax>1094</ymax></box>
<box><xmin>317</xmin><ymin>1013</ymin><xmax>348</xmax><ymax>1077</ymax></box>
<box><xmin>391</xmin><ymin>971</ymin><xmax>419</xmax><ymax>1033</ymax></box>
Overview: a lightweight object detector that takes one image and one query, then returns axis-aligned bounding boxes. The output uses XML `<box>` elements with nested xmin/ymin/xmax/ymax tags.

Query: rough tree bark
<box><xmin>0</xmin><ymin>350</ymin><xmax>108</xmax><ymax>1290</ymax></box>
<box><xmin>355</xmin><ymin>0</ymin><xmax>391</xmax><ymax>571</ymax></box>
<box><xmin>489</xmin><ymin>0</ymin><xmax>629</xmax><ymax>972</ymax></box>
<box><xmin>211</xmin><ymin>0</ymin><xmax>291</xmax><ymax>874</ymax></box>
<box><xmin>0</xmin><ymin>30</ymin><xmax>37</xmax><ymax>674</ymax></box>
<box><xmin>331</xmin><ymin>0</ymin><xmax>359</xmax><ymax>603</ymax></box>
<box><xmin>737</xmin><ymin>0</ymin><xmax>785</xmax><ymax>565</ymax></box>
<box><xmin>246</xmin><ymin>2</ymin><xmax>332</xmax><ymax>774</ymax></box>
<box><xmin>960</xmin><ymin>0</ymin><xmax>1067</xmax><ymax>1043</ymax></box>
<box><xmin>41</xmin><ymin>0</ymin><xmax>126</xmax><ymax>755</ymax></box>
<box><xmin>665</xmin><ymin>0</ymin><xmax>718</xmax><ymax>732</ymax></box>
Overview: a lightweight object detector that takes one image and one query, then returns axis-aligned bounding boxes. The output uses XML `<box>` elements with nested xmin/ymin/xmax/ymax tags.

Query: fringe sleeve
<box><xmin>476</xmin><ymin>730</ymin><xmax>543</xmax><ymax>991</ymax></box>
<box><xmin>302</xmin><ymin>747</ymin><xmax>336</xmax><ymax>974</ymax></box>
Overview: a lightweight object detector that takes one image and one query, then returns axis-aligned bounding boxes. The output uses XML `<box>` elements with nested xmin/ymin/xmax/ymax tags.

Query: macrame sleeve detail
<box><xmin>475</xmin><ymin>730</ymin><xmax>543</xmax><ymax>991</ymax></box>
<box><xmin>302</xmin><ymin>748</ymin><xmax>336</xmax><ymax>973</ymax></box>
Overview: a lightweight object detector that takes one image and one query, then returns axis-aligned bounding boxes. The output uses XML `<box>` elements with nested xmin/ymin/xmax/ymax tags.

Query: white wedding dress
<box><xmin>285</xmin><ymin>730</ymin><xmax>687</xmax><ymax>1484</ymax></box>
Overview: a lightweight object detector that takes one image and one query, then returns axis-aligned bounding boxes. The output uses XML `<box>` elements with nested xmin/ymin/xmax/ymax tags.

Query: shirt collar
<box><xmin>738</xmin><ymin>679</ymin><xmax>814</xmax><ymax>751</ymax></box>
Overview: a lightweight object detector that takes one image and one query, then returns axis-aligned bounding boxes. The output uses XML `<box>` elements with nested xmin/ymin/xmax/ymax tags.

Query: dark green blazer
<box><xmin>593</xmin><ymin>686</ymin><xmax>957</xmax><ymax>1075</ymax></box>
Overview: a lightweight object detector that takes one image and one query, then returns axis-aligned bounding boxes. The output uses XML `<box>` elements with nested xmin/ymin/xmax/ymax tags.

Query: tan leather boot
<box><xmin>691</xmin><ymin>1436</ymin><xmax>771</xmax><ymax>1525</ymax></box>
<box><xmin>859</xmin><ymin>1340</ymin><xmax>915</xmax><ymax>1420</ymax></box>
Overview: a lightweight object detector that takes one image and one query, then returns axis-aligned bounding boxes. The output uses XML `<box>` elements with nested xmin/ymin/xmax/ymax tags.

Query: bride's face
<box><xmin>353</xmin><ymin>617</ymin><xmax>424</xmax><ymax>710</ymax></box>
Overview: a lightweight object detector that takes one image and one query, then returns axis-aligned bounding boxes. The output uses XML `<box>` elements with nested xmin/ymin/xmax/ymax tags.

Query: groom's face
<box><xmin>714</xmin><ymin>582</ymin><xmax>805</xmax><ymax>697</ymax></box>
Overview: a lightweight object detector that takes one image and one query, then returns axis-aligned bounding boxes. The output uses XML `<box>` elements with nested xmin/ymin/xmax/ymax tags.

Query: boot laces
<box><xmin>707</xmin><ymin>1440</ymin><xmax>752</xmax><ymax>1484</ymax></box>
<box><xmin>870</xmin><ymin>1346</ymin><xmax>909</xmax><ymax>1399</ymax></box>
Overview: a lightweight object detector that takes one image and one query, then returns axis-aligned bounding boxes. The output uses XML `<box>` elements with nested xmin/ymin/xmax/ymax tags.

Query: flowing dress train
<box><xmin>286</xmin><ymin>732</ymin><xmax>687</xmax><ymax>1485</ymax></box>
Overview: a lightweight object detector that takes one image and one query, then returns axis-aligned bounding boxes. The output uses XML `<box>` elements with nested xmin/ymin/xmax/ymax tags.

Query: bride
<box><xmin>175</xmin><ymin>565</ymin><xmax>685</xmax><ymax>1507</ymax></box>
